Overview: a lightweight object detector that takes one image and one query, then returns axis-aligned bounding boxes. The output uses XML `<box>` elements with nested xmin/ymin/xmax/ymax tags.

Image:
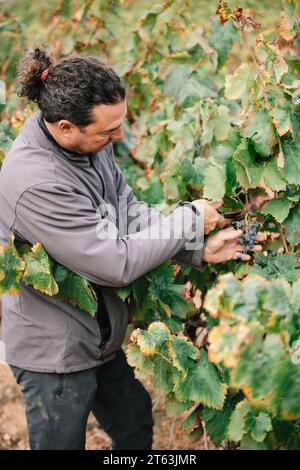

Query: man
<box><xmin>0</xmin><ymin>45</ymin><xmax>260</xmax><ymax>450</ymax></box>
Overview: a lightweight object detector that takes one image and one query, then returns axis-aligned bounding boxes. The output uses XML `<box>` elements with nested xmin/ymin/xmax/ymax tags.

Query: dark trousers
<box><xmin>9</xmin><ymin>349</ymin><xmax>153</xmax><ymax>450</ymax></box>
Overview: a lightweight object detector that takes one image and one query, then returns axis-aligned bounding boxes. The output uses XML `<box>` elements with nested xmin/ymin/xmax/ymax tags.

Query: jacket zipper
<box><xmin>89</xmin><ymin>156</ymin><xmax>111</xmax><ymax>360</ymax></box>
<box><xmin>95</xmin><ymin>286</ymin><xmax>112</xmax><ymax>361</ymax></box>
<box><xmin>89</xmin><ymin>156</ymin><xmax>106</xmax><ymax>200</ymax></box>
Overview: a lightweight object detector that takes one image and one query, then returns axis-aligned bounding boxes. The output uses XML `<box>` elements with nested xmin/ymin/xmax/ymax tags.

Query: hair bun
<box><xmin>17</xmin><ymin>44</ymin><xmax>54</xmax><ymax>102</ymax></box>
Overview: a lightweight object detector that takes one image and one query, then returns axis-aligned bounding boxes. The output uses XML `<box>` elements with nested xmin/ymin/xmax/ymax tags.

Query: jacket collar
<box><xmin>34</xmin><ymin>111</ymin><xmax>97</xmax><ymax>168</ymax></box>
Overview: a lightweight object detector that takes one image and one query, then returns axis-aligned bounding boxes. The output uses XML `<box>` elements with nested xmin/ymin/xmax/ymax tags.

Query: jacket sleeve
<box><xmin>14</xmin><ymin>181</ymin><xmax>204</xmax><ymax>288</ymax></box>
<box><xmin>110</xmin><ymin>146</ymin><xmax>206</xmax><ymax>272</ymax></box>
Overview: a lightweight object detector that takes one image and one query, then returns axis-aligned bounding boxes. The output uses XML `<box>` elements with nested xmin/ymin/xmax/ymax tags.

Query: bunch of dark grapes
<box><xmin>231</xmin><ymin>220</ymin><xmax>261</xmax><ymax>253</ymax></box>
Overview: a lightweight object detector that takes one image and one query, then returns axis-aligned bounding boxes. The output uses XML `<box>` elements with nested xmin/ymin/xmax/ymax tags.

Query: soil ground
<box><xmin>0</xmin><ymin>362</ymin><xmax>214</xmax><ymax>450</ymax></box>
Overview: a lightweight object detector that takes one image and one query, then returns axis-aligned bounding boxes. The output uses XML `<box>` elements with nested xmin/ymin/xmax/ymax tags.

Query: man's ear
<box><xmin>57</xmin><ymin>120</ymin><xmax>75</xmax><ymax>136</ymax></box>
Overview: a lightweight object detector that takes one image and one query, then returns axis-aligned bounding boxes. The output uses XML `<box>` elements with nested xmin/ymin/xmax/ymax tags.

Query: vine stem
<box><xmin>202</xmin><ymin>419</ymin><xmax>208</xmax><ymax>450</ymax></box>
<box><xmin>280</xmin><ymin>225</ymin><xmax>289</xmax><ymax>254</ymax></box>
<box><xmin>152</xmin><ymin>393</ymin><xmax>163</xmax><ymax>413</ymax></box>
<box><xmin>157</xmin><ymin>353</ymin><xmax>174</xmax><ymax>367</ymax></box>
<box><xmin>167</xmin><ymin>416</ymin><xmax>177</xmax><ymax>450</ymax></box>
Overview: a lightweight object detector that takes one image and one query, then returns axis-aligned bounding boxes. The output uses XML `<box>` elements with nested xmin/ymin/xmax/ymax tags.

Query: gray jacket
<box><xmin>0</xmin><ymin>111</ymin><xmax>205</xmax><ymax>373</ymax></box>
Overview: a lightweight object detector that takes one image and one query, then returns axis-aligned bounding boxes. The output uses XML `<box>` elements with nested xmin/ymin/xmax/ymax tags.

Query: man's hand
<box><xmin>191</xmin><ymin>199</ymin><xmax>228</xmax><ymax>234</ymax></box>
<box><xmin>203</xmin><ymin>226</ymin><xmax>263</xmax><ymax>263</ymax></box>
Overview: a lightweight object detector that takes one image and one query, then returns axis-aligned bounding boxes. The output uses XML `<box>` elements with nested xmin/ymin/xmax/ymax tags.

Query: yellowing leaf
<box><xmin>23</xmin><ymin>243</ymin><xmax>59</xmax><ymax>296</ymax></box>
<box><xmin>0</xmin><ymin>233</ymin><xmax>25</xmax><ymax>294</ymax></box>
<box><xmin>169</xmin><ymin>335</ymin><xmax>199</xmax><ymax>377</ymax></box>
<box><xmin>136</xmin><ymin>321</ymin><xmax>171</xmax><ymax>356</ymax></box>
<box><xmin>203</xmin><ymin>284</ymin><xmax>224</xmax><ymax>318</ymax></box>
<box><xmin>242</xmin><ymin>108</ymin><xmax>276</xmax><ymax>158</ymax></box>
<box><xmin>208</xmin><ymin>322</ymin><xmax>251</xmax><ymax>368</ymax></box>
<box><xmin>271</xmin><ymin>103</ymin><xmax>294</xmax><ymax>137</ymax></box>
<box><xmin>280</xmin><ymin>0</ymin><xmax>298</xmax><ymax>41</ymax></box>
<box><xmin>225</xmin><ymin>63</ymin><xmax>256</xmax><ymax>103</ymax></box>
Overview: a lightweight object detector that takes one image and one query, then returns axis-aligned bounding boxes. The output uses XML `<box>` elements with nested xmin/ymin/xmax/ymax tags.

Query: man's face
<box><xmin>55</xmin><ymin>100</ymin><xmax>127</xmax><ymax>154</ymax></box>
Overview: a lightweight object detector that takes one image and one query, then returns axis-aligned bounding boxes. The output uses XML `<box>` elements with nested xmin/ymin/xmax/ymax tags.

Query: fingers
<box><xmin>255</xmin><ymin>232</ymin><xmax>267</xmax><ymax>242</ymax></box>
<box><xmin>218</xmin><ymin>227</ymin><xmax>244</xmax><ymax>241</ymax></box>
<box><xmin>217</xmin><ymin>213</ymin><xmax>229</xmax><ymax>229</ymax></box>
<box><xmin>251</xmin><ymin>244</ymin><xmax>263</xmax><ymax>252</ymax></box>
<box><xmin>233</xmin><ymin>252</ymin><xmax>251</xmax><ymax>261</ymax></box>
<box><xmin>236</xmin><ymin>244</ymin><xmax>263</xmax><ymax>252</ymax></box>
<box><xmin>255</xmin><ymin>231</ymin><xmax>280</xmax><ymax>242</ymax></box>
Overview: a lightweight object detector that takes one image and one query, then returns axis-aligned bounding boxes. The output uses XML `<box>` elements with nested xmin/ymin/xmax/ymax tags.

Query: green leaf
<box><xmin>181</xmin><ymin>158</ymin><xmax>195</xmax><ymax>183</ymax></box>
<box><xmin>263</xmin><ymin>279</ymin><xmax>292</xmax><ymax>318</ymax></box>
<box><xmin>52</xmin><ymin>264</ymin><xmax>68</xmax><ymax>283</ymax></box>
<box><xmin>0</xmin><ymin>233</ymin><xmax>25</xmax><ymax>294</ymax></box>
<box><xmin>283</xmin><ymin>140</ymin><xmax>300</xmax><ymax>185</ymax></box>
<box><xmin>280</xmin><ymin>0</ymin><xmax>299</xmax><ymax>42</ymax></box>
<box><xmin>225</xmin><ymin>63</ymin><xmax>256</xmax><ymax>104</ymax></box>
<box><xmin>291</xmin><ymin>279</ymin><xmax>300</xmax><ymax>311</ymax></box>
<box><xmin>23</xmin><ymin>243</ymin><xmax>59</xmax><ymax>296</ymax></box>
<box><xmin>233</xmin><ymin>138</ymin><xmax>264</xmax><ymax>189</ymax></box>
<box><xmin>153</xmin><ymin>357</ymin><xmax>175</xmax><ymax>394</ymax></box>
<box><xmin>164</xmin><ymin>65</ymin><xmax>216</xmax><ymax>106</ymax></box>
<box><xmin>208</xmin><ymin>18</ymin><xmax>237</xmax><ymax>68</ymax></box>
<box><xmin>161</xmin><ymin>285</ymin><xmax>196</xmax><ymax>320</ymax></box>
<box><xmin>182</xmin><ymin>407</ymin><xmax>202</xmax><ymax>433</ymax></box>
<box><xmin>148</xmin><ymin>264</ymin><xmax>174</xmax><ymax>297</ymax></box>
<box><xmin>200</xmin><ymin>103</ymin><xmax>231</xmax><ymax>145</ymax></box>
<box><xmin>163</xmin><ymin>174</ymin><xmax>179</xmax><ymax>201</ymax></box>
<box><xmin>132</xmin><ymin>276</ymin><xmax>149</xmax><ymax>309</ymax></box>
<box><xmin>284</xmin><ymin>203</ymin><xmax>300</xmax><ymax>244</ymax></box>
<box><xmin>165</xmin><ymin>395</ymin><xmax>193</xmax><ymax>417</ymax></box>
<box><xmin>55</xmin><ymin>267</ymin><xmax>98</xmax><ymax>317</ymax></box>
<box><xmin>173</xmin><ymin>350</ymin><xmax>227</xmax><ymax>409</ymax></box>
<box><xmin>249</xmin><ymin>253</ymin><xmax>299</xmax><ymax>283</ymax></box>
<box><xmin>202</xmin><ymin>405</ymin><xmax>233</xmax><ymax>447</ymax></box>
<box><xmin>60</xmin><ymin>0</ymin><xmax>71</xmax><ymax>18</ymax></box>
<box><xmin>240</xmin><ymin>433</ymin><xmax>268</xmax><ymax>450</ymax></box>
<box><xmin>126</xmin><ymin>343</ymin><xmax>154</xmax><ymax>374</ymax></box>
<box><xmin>169</xmin><ymin>335</ymin><xmax>199</xmax><ymax>377</ymax></box>
<box><xmin>116</xmin><ymin>285</ymin><xmax>133</xmax><ymax>301</ymax></box>
<box><xmin>242</xmin><ymin>108</ymin><xmax>276</xmax><ymax>157</ymax></box>
<box><xmin>203</xmin><ymin>164</ymin><xmax>226</xmax><ymax>200</ymax></box>
<box><xmin>0</xmin><ymin>80</ymin><xmax>5</xmax><ymax>105</ymax></box>
<box><xmin>271</xmin><ymin>102</ymin><xmax>294</xmax><ymax>137</ymax></box>
<box><xmin>261</xmin><ymin>198</ymin><xmax>292</xmax><ymax>223</ymax></box>
<box><xmin>263</xmin><ymin>158</ymin><xmax>287</xmax><ymax>191</ymax></box>
<box><xmin>251</xmin><ymin>412</ymin><xmax>273</xmax><ymax>442</ymax></box>
<box><xmin>227</xmin><ymin>400</ymin><xmax>252</xmax><ymax>442</ymax></box>
<box><xmin>277</xmin><ymin>360</ymin><xmax>300</xmax><ymax>420</ymax></box>
<box><xmin>233</xmin><ymin>333</ymin><xmax>289</xmax><ymax>412</ymax></box>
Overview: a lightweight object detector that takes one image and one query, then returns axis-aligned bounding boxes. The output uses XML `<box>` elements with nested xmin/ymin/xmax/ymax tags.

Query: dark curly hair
<box><xmin>17</xmin><ymin>44</ymin><xmax>126</xmax><ymax>126</ymax></box>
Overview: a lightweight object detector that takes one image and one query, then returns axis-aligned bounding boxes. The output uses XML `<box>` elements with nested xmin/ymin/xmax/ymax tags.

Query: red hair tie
<box><xmin>41</xmin><ymin>69</ymin><xmax>49</xmax><ymax>81</ymax></box>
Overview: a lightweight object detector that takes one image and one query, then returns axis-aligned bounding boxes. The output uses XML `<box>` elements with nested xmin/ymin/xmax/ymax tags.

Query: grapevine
<box><xmin>0</xmin><ymin>0</ymin><xmax>299</xmax><ymax>450</ymax></box>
